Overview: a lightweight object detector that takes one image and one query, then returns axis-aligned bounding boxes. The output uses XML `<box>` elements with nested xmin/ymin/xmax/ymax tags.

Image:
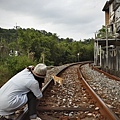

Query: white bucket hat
<box><xmin>32</xmin><ymin>63</ymin><xmax>47</xmax><ymax>78</ymax></box>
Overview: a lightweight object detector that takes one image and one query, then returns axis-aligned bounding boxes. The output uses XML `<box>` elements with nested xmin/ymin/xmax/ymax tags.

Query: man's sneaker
<box><xmin>0</xmin><ymin>116</ymin><xmax>13</xmax><ymax>120</ymax></box>
<box><xmin>4</xmin><ymin>114</ymin><xmax>15</xmax><ymax>120</ymax></box>
<box><xmin>31</xmin><ymin>117</ymin><xmax>42</xmax><ymax>120</ymax></box>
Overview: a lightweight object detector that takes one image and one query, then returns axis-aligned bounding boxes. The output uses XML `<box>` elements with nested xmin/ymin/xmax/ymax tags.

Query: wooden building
<box><xmin>94</xmin><ymin>0</ymin><xmax>120</xmax><ymax>77</ymax></box>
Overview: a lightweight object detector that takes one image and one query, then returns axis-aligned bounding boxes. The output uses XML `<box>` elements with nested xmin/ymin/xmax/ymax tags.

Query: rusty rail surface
<box><xmin>92</xmin><ymin>65</ymin><xmax>120</xmax><ymax>81</ymax></box>
<box><xmin>16</xmin><ymin>62</ymin><xmax>86</xmax><ymax>120</ymax></box>
<box><xmin>78</xmin><ymin>64</ymin><xmax>119</xmax><ymax>120</ymax></box>
<box><xmin>15</xmin><ymin>61</ymin><xmax>119</xmax><ymax>120</ymax></box>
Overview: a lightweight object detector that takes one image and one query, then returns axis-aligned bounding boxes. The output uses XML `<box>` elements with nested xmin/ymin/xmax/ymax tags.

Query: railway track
<box><xmin>1</xmin><ymin>62</ymin><xmax>119</xmax><ymax>120</ymax></box>
<box><xmin>81</xmin><ymin>64</ymin><xmax>120</xmax><ymax>120</ymax></box>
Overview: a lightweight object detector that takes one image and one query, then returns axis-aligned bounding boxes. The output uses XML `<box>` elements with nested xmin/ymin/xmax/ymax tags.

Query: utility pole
<box><xmin>77</xmin><ymin>53</ymin><xmax>79</xmax><ymax>62</ymax></box>
<box><xmin>106</xmin><ymin>25</ymin><xmax>108</xmax><ymax>69</ymax></box>
<box><xmin>14</xmin><ymin>23</ymin><xmax>20</xmax><ymax>52</ymax></box>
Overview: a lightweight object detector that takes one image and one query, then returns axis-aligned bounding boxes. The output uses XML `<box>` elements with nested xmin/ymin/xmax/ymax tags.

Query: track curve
<box><xmin>9</xmin><ymin>62</ymin><xmax>119</xmax><ymax>120</ymax></box>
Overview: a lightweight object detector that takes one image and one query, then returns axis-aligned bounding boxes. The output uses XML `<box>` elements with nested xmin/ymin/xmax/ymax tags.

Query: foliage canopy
<box><xmin>0</xmin><ymin>27</ymin><xmax>94</xmax><ymax>84</ymax></box>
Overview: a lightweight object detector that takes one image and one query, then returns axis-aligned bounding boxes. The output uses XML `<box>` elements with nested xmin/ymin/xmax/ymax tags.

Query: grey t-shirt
<box><xmin>0</xmin><ymin>68</ymin><xmax>42</xmax><ymax>115</ymax></box>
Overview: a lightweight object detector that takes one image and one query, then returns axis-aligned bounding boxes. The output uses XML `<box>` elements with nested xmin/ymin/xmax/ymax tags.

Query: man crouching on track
<box><xmin>0</xmin><ymin>63</ymin><xmax>47</xmax><ymax>120</ymax></box>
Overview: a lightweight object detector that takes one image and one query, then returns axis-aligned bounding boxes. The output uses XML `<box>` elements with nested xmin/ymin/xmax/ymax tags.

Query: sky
<box><xmin>0</xmin><ymin>0</ymin><xmax>106</xmax><ymax>41</ymax></box>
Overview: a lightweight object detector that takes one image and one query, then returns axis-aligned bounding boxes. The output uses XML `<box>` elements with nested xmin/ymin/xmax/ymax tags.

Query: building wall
<box><xmin>115</xmin><ymin>6</ymin><xmax>120</xmax><ymax>32</ymax></box>
<box><xmin>101</xmin><ymin>46</ymin><xmax>120</xmax><ymax>77</ymax></box>
<box><xmin>109</xmin><ymin>2</ymin><xmax>114</xmax><ymax>24</ymax></box>
<box><xmin>104</xmin><ymin>0</ymin><xmax>120</xmax><ymax>34</ymax></box>
<box><xmin>94</xmin><ymin>0</ymin><xmax>120</xmax><ymax>77</ymax></box>
<box><xmin>105</xmin><ymin>11</ymin><xmax>109</xmax><ymax>25</ymax></box>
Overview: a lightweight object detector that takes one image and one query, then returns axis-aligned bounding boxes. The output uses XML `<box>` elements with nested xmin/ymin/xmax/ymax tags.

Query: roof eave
<box><xmin>102</xmin><ymin>1</ymin><xmax>109</xmax><ymax>11</ymax></box>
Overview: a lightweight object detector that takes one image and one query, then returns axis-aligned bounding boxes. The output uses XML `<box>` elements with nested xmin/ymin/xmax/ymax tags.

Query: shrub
<box><xmin>0</xmin><ymin>65</ymin><xmax>11</xmax><ymax>87</ymax></box>
<box><xmin>6</xmin><ymin>55</ymin><xmax>37</xmax><ymax>77</ymax></box>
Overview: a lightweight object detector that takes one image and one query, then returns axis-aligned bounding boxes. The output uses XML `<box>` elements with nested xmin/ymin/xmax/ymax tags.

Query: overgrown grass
<box><xmin>0</xmin><ymin>55</ymin><xmax>37</xmax><ymax>87</ymax></box>
<box><xmin>0</xmin><ymin>65</ymin><xmax>11</xmax><ymax>87</ymax></box>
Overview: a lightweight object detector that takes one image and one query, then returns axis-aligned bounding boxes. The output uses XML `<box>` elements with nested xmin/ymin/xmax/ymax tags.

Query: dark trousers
<box><xmin>27</xmin><ymin>91</ymin><xmax>37</xmax><ymax>116</ymax></box>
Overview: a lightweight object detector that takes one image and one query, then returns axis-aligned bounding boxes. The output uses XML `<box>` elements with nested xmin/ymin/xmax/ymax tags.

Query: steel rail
<box><xmin>92</xmin><ymin>65</ymin><xmax>120</xmax><ymax>81</ymax></box>
<box><xmin>16</xmin><ymin>62</ymin><xmax>91</xmax><ymax>120</ymax></box>
<box><xmin>78</xmin><ymin>64</ymin><xmax>119</xmax><ymax>120</ymax></box>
